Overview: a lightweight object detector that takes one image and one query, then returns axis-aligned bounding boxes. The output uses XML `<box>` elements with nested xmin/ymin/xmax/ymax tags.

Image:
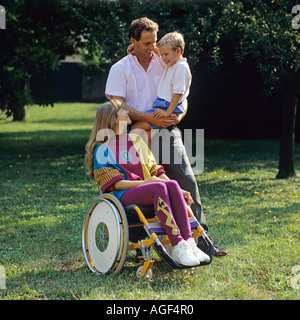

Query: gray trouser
<box><xmin>151</xmin><ymin>126</ymin><xmax>208</xmax><ymax>231</ymax></box>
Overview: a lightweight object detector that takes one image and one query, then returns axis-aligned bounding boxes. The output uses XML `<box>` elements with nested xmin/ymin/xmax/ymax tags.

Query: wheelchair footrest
<box><xmin>146</xmin><ymin>216</ymin><xmax>200</xmax><ymax>235</ymax></box>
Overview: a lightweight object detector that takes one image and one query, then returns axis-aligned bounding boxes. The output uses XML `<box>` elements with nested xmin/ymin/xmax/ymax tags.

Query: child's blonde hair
<box><xmin>84</xmin><ymin>99</ymin><xmax>123</xmax><ymax>177</ymax></box>
<box><xmin>157</xmin><ymin>31</ymin><xmax>185</xmax><ymax>54</ymax></box>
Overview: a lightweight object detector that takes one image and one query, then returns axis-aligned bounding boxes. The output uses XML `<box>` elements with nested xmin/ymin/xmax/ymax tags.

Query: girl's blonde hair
<box><xmin>157</xmin><ymin>31</ymin><xmax>185</xmax><ymax>54</ymax></box>
<box><xmin>84</xmin><ymin>99</ymin><xmax>123</xmax><ymax>177</ymax></box>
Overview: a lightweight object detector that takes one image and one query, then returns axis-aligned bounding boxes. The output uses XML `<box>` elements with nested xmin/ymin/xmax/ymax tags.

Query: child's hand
<box><xmin>127</xmin><ymin>44</ymin><xmax>134</xmax><ymax>55</ymax></box>
<box><xmin>154</xmin><ymin>46</ymin><xmax>160</xmax><ymax>57</ymax></box>
<box><xmin>153</xmin><ymin>109</ymin><xmax>169</xmax><ymax>119</ymax></box>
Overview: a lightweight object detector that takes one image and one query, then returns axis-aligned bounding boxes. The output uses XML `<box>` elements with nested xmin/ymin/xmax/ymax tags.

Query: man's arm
<box><xmin>110</xmin><ymin>95</ymin><xmax>174</xmax><ymax>128</ymax></box>
<box><xmin>110</xmin><ymin>96</ymin><xmax>149</xmax><ymax>122</ymax></box>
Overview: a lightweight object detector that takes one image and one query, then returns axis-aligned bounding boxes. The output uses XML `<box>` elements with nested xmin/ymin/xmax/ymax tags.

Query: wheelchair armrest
<box><xmin>125</xmin><ymin>205</ymin><xmax>156</xmax><ymax>224</ymax></box>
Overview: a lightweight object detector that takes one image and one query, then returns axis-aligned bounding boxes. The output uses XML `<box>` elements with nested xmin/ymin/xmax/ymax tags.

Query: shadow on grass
<box><xmin>203</xmin><ymin>138</ymin><xmax>299</xmax><ymax>172</ymax></box>
<box><xmin>0</xmin><ymin>129</ymin><xmax>91</xmax><ymax>160</ymax></box>
<box><xmin>27</xmin><ymin>118</ymin><xmax>94</xmax><ymax>125</ymax></box>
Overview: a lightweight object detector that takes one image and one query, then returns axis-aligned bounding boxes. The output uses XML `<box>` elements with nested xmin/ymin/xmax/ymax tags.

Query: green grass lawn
<box><xmin>0</xmin><ymin>103</ymin><xmax>299</xmax><ymax>300</ymax></box>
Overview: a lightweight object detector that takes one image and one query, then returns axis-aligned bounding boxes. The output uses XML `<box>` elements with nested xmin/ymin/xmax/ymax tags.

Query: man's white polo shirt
<box><xmin>105</xmin><ymin>54</ymin><xmax>165</xmax><ymax>112</ymax></box>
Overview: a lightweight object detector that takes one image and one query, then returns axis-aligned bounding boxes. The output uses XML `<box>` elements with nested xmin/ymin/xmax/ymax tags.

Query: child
<box><xmin>132</xmin><ymin>32</ymin><xmax>192</xmax><ymax>145</ymax></box>
<box><xmin>85</xmin><ymin>99</ymin><xmax>210</xmax><ymax>267</ymax></box>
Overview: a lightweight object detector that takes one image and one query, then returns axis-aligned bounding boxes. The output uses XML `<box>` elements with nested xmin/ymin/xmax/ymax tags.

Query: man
<box><xmin>105</xmin><ymin>17</ymin><xmax>227</xmax><ymax>257</ymax></box>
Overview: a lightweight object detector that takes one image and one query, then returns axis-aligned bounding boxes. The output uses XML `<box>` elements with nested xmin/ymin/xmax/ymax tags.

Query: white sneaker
<box><xmin>186</xmin><ymin>238</ymin><xmax>210</xmax><ymax>263</ymax></box>
<box><xmin>172</xmin><ymin>240</ymin><xmax>199</xmax><ymax>267</ymax></box>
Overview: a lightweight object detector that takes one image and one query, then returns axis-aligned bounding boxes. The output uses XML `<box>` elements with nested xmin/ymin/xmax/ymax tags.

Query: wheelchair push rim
<box><xmin>82</xmin><ymin>194</ymin><xmax>129</xmax><ymax>276</ymax></box>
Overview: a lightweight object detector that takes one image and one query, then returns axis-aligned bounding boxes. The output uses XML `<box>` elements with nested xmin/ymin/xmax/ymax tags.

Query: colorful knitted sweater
<box><xmin>93</xmin><ymin>133</ymin><xmax>165</xmax><ymax>199</ymax></box>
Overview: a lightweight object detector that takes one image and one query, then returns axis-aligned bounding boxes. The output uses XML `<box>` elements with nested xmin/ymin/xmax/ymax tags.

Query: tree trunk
<box><xmin>276</xmin><ymin>78</ymin><xmax>298</xmax><ymax>179</ymax></box>
<box><xmin>12</xmin><ymin>103</ymin><xmax>26</xmax><ymax>121</ymax></box>
<box><xmin>11</xmin><ymin>83</ymin><xmax>29</xmax><ymax>121</ymax></box>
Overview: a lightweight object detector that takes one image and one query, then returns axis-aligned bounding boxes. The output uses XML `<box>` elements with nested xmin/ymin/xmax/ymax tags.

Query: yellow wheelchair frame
<box><xmin>82</xmin><ymin>193</ymin><xmax>213</xmax><ymax>280</ymax></box>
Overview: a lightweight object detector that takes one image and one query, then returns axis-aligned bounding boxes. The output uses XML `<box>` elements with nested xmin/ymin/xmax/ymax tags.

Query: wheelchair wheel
<box><xmin>136</xmin><ymin>266</ymin><xmax>153</xmax><ymax>281</ymax></box>
<box><xmin>82</xmin><ymin>194</ymin><xmax>129</xmax><ymax>276</ymax></box>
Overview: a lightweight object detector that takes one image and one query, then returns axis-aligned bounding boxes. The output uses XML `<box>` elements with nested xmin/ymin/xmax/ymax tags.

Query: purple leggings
<box><xmin>120</xmin><ymin>180</ymin><xmax>192</xmax><ymax>246</ymax></box>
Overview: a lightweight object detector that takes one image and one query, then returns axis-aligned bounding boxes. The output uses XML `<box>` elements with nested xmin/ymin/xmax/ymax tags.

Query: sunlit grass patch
<box><xmin>0</xmin><ymin>103</ymin><xmax>299</xmax><ymax>300</ymax></box>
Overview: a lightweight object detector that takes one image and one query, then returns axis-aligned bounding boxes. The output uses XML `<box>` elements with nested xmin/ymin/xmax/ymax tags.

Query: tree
<box><xmin>2</xmin><ymin>0</ymin><xmax>298</xmax><ymax>179</ymax></box>
<box><xmin>123</xmin><ymin>0</ymin><xmax>299</xmax><ymax>179</ymax></box>
<box><xmin>110</xmin><ymin>0</ymin><xmax>300</xmax><ymax>179</ymax></box>
<box><xmin>193</xmin><ymin>0</ymin><xmax>300</xmax><ymax>179</ymax></box>
<box><xmin>0</xmin><ymin>0</ymin><xmax>90</xmax><ymax>121</ymax></box>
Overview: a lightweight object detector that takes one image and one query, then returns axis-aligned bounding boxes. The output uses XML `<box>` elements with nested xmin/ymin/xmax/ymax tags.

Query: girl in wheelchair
<box><xmin>85</xmin><ymin>99</ymin><xmax>209</xmax><ymax>267</ymax></box>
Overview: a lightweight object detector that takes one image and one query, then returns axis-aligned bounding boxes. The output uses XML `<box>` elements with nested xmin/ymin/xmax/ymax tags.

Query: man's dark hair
<box><xmin>128</xmin><ymin>17</ymin><xmax>159</xmax><ymax>41</ymax></box>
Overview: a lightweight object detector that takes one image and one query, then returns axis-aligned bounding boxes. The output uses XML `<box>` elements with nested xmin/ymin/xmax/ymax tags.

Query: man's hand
<box><xmin>170</xmin><ymin>113</ymin><xmax>181</xmax><ymax>125</ymax></box>
<box><xmin>153</xmin><ymin>109</ymin><xmax>169</xmax><ymax>119</ymax></box>
<box><xmin>181</xmin><ymin>189</ymin><xmax>194</xmax><ymax>207</ymax></box>
<box><xmin>109</xmin><ymin>96</ymin><xmax>180</xmax><ymax>127</ymax></box>
<box><xmin>149</xmin><ymin>113</ymin><xmax>174</xmax><ymax>128</ymax></box>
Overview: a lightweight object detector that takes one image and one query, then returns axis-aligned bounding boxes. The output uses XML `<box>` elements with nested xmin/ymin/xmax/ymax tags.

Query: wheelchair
<box><xmin>82</xmin><ymin>191</ymin><xmax>213</xmax><ymax>280</ymax></box>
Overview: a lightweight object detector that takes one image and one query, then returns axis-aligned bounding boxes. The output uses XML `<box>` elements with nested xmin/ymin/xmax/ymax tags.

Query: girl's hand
<box><xmin>182</xmin><ymin>189</ymin><xmax>194</xmax><ymax>206</ymax></box>
<box><xmin>142</xmin><ymin>176</ymin><xmax>165</xmax><ymax>184</ymax></box>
